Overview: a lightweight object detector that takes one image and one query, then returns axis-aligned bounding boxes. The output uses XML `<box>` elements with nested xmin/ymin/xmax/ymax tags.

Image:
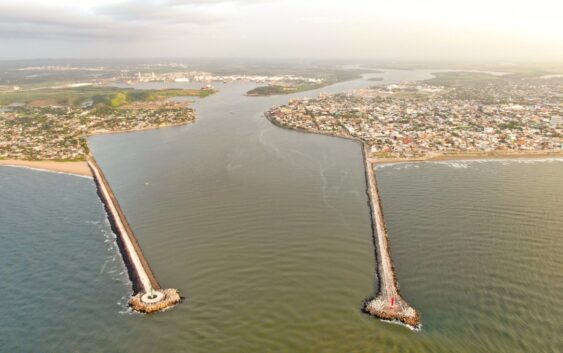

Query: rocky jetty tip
<box><xmin>88</xmin><ymin>157</ymin><xmax>182</xmax><ymax>313</ymax></box>
<box><xmin>362</xmin><ymin>294</ymin><xmax>421</xmax><ymax>329</ymax></box>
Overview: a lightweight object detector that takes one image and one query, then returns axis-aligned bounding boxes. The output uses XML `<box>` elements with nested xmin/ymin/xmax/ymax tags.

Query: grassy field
<box><xmin>0</xmin><ymin>86</ymin><xmax>215</xmax><ymax>107</ymax></box>
<box><xmin>145</xmin><ymin>89</ymin><xmax>216</xmax><ymax>100</ymax></box>
<box><xmin>246</xmin><ymin>83</ymin><xmax>323</xmax><ymax>96</ymax></box>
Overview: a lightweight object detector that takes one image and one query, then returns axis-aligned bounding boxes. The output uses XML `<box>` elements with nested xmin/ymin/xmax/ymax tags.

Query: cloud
<box><xmin>0</xmin><ymin>0</ymin><xmax>268</xmax><ymax>41</ymax></box>
<box><xmin>0</xmin><ymin>3</ymin><xmax>145</xmax><ymax>40</ymax></box>
<box><xmin>4</xmin><ymin>0</ymin><xmax>560</xmax><ymax>61</ymax></box>
<box><xmin>95</xmin><ymin>0</ymin><xmax>230</xmax><ymax>24</ymax></box>
<box><xmin>95</xmin><ymin>0</ymin><xmax>277</xmax><ymax>23</ymax></box>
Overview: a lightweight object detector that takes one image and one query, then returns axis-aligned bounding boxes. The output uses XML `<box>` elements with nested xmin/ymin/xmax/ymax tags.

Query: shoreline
<box><xmin>88</xmin><ymin>120</ymin><xmax>195</xmax><ymax>137</ymax></box>
<box><xmin>0</xmin><ymin>120</ymin><xmax>197</xmax><ymax>177</ymax></box>
<box><xmin>265</xmin><ymin>111</ymin><xmax>562</xmax><ymax>165</ymax></box>
<box><xmin>0</xmin><ymin>159</ymin><xmax>92</xmax><ymax>176</ymax></box>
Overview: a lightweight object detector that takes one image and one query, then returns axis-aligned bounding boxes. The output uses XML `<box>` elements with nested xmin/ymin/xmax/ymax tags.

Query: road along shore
<box><xmin>88</xmin><ymin>157</ymin><xmax>181</xmax><ymax>313</ymax></box>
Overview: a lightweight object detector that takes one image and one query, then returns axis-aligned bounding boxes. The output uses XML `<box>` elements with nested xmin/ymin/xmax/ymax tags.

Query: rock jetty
<box><xmin>88</xmin><ymin>157</ymin><xmax>181</xmax><ymax>313</ymax></box>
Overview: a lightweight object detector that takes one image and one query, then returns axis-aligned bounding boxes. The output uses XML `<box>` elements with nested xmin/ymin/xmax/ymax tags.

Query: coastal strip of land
<box><xmin>266</xmin><ymin>74</ymin><xmax>562</xmax><ymax>161</ymax></box>
<box><xmin>88</xmin><ymin>157</ymin><xmax>181</xmax><ymax>313</ymax></box>
<box><xmin>0</xmin><ymin>116</ymin><xmax>204</xmax><ymax>177</ymax></box>
<box><xmin>0</xmin><ymin>87</ymin><xmax>206</xmax><ymax>161</ymax></box>
<box><xmin>0</xmin><ymin>159</ymin><xmax>92</xmax><ymax>176</ymax></box>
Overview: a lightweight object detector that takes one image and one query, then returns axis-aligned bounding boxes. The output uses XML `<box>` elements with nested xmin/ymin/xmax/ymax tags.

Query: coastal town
<box><xmin>125</xmin><ymin>70</ymin><xmax>324</xmax><ymax>85</ymax></box>
<box><xmin>267</xmin><ymin>74</ymin><xmax>563</xmax><ymax>160</ymax></box>
<box><xmin>3</xmin><ymin>65</ymin><xmax>324</xmax><ymax>88</ymax></box>
<box><xmin>0</xmin><ymin>102</ymin><xmax>196</xmax><ymax>160</ymax></box>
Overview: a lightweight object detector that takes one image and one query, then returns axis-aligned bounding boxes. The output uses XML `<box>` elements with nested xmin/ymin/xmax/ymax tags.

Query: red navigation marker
<box><xmin>391</xmin><ymin>297</ymin><xmax>395</xmax><ymax>307</ymax></box>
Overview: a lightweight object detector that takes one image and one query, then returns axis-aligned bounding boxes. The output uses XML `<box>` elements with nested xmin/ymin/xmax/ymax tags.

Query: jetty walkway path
<box><xmin>361</xmin><ymin>146</ymin><xmax>420</xmax><ymax>329</ymax></box>
<box><xmin>88</xmin><ymin>157</ymin><xmax>181</xmax><ymax>313</ymax></box>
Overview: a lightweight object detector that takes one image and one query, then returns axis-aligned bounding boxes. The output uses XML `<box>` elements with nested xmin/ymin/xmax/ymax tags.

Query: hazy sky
<box><xmin>2</xmin><ymin>0</ymin><xmax>563</xmax><ymax>60</ymax></box>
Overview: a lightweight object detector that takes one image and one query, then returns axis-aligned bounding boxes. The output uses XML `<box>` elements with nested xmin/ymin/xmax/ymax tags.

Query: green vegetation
<box><xmin>246</xmin><ymin>68</ymin><xmax>369</xmax><ymax>96</ymax></box>
<box><xmin>424</xmin><ymin>71</ymin><xmax>563</xmax><ymax>104</ymax></box>
<box><xmin>111</xmin><ymin>92</ymin><xmax>128</xmax><ymax>107</ymax></box>
<box><xmin>426</xmin><ymin>72</ymin><xmax>501</xmax><ymax>86</ymax></box>
<box><xmin>0</xmin><ymin>86</ymin><xmax>216</xmax><ymax>107</ymax></box>
<box><xmin>146</xmin><ymin>89</ymin><xmax>216</xmax><ymax>100</ymax></box>
<box><xmin>499</xmin><ymin>121</ymin><xmax>523</xmax><ymax>130</ymax></box>
<box><xmin>330</xmin><ymin>69</ymin><xmax>366</xmax><ymax>82</ymax></box>
<box><xmin>247</xmin><ymin>83</ymin><xmax>323</xmax><ymax>96</ymax></box>
<box><xmin>0</xmin><ymin>86</ymin><xmax>123</xmax><ymax>106</ymax></box>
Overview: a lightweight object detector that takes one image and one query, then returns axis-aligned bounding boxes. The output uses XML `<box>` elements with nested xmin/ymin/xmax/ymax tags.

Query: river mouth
<box><xmin>2</xmin><ymin>69</ymin><xmax>561</xmax><ymax>352</ymax></box>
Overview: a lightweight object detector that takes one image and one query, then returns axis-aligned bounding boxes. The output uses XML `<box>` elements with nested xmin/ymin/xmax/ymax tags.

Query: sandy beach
<box><xmin>369</xmin><ymin>150</ymin><xmax>563</xmax><ymax>165</ymax></box>
<box><xmin>0</xmin><ymin>160</ymin><xmax>92</xmax><ymax>177</ymax></box>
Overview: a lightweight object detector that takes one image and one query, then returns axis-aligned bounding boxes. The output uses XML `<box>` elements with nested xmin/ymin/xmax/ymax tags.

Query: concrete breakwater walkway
<box><xmin>360</xmin><ymin>146</ymin><xmax>420</xmax><ymax>329</ymax></box>
<box><xmin>88</xmin><ymin>157</ymin><xmax>181</xmax><ymax>313</ymax></box>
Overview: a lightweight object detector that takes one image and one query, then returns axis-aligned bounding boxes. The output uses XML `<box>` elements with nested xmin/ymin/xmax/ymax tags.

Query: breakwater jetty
<box><xmin>88</xmin><ymin>157</ymin><xmax>181</xmax><ymax>313</ymax></box>
<box><xmin>360</xmin><ymin>146</ymin><xmax>420</xmax><ymax>329</ymax></box>
<box><xmin>265</xmin><ymin>111</ymin><xmax>420</xmax><ymax>328</ymax></box>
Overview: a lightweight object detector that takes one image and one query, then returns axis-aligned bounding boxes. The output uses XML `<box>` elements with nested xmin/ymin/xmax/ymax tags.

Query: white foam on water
<box><xmin>379</xmin><ymin>318</ymin><xmax>422</xmax><ymax>332</ymax></box>
<box><xmin>377</xmin><ymin>157</ymin><xmax>563</xmax><ymax>171</ymax></box>
<box><xmin>257</xmin><ymin>126</ymin><xmax>282</xmax><ymax>158</ymax></box>
<box><xmin>430</xmin><ymin>157</ymin><xmax>563</xmax><ymax>169</ymax></box>
<box><xmin>433</xmin><ymin>161</ymin><xmax>470</xmax><ymax>169</ymax></box>
<box><xmin>97</xmin><ymin>217</ymin><xmax>132</xmax><ymax>288</ymax></box>
<box><xmin>377</xmin><ymin>163</ymin><xmax>421</xmax><ymax>171</ymax></box>
<box><xmin>117</xmin><ymin>295</ymin><xmax>136</xmax><ymax>314</ymax></box>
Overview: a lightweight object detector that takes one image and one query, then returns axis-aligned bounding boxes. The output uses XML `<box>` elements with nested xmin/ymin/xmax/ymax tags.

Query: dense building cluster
<box><xmin>268</xmin><ymin>80</ymin><xmax>563</xmax><ymax>159</ymax></box>
<box><xmin>0</xmin><ymin>105</ymin><xmax>195</xmax><ymax>160</ymax></box>
<box><xmin>125</xmin><ymin>71</ymin><xmax>323</xmax><ymax>85</ymax></box>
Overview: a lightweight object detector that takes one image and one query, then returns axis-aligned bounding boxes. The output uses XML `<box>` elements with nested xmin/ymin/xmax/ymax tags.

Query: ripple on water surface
<box><xmin>377</xmin><ymin>159</ymin><xmax>563</xmax><ymax>353</ymax></box>
<box><xmin>1</xmin><ymin>76</ymin><xmax>562</xmax><ymax>351</ymax></box>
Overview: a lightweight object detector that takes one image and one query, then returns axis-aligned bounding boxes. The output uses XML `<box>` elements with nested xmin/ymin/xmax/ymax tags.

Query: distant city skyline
<box><xmin>1</xmin><ymin>0</ymin><xmax>563</xmax><ymax>61</ymax></box>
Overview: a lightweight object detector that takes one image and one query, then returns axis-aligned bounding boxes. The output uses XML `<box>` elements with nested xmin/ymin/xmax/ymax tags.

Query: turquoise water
<box><xmin>1</xmin><ymin>70</ymin><xmax>562</xmax><ymax>352</ymax></box>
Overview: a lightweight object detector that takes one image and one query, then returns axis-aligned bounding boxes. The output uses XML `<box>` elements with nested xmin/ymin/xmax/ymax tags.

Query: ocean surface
<box><xmin>1</xmin><ymin>70</ymin><xmax>562</xmax><ymax>352</ymax></box>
